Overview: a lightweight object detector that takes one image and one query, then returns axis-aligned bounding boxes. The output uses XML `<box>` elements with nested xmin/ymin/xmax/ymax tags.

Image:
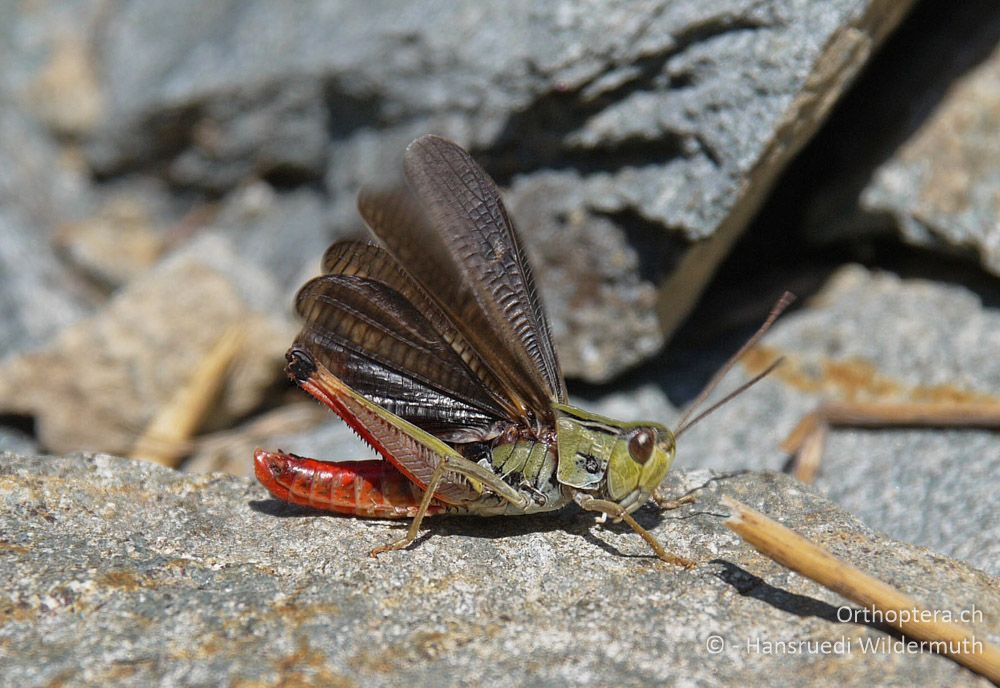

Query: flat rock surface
<box><xmin>1</xmin><ymin>452</ymin><xmax>997</xmax><ymax>687</ymax></box>
<box><xmin>3</xmin><ymin>6</ymin><xmax>999</xmax><ymax>683</ymax></box>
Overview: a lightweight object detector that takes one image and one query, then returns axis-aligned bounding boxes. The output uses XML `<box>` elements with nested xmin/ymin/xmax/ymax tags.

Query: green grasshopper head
<box><xmin>553</xmin><ymin>404</ymin><xmax>676</xmax><ymax>514</ymax></box>
<box><xmin>549</xmin><ymin>294</ymin><xmax>794</xmax><ymax>520</ymax></box>
<box><xmin>603</xmin><ymin>420</ymin><xmax>676</xmax><ymax>512</ymax></box>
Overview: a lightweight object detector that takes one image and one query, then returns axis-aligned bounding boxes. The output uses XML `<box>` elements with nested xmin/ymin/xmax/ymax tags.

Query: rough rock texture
<box><xmin>1</xmin><ymin>452</ymin><xmax>998</xmax><ymax>687</ymax></box>
<box><xmin>73</xmin><ymin>0</ymin><xmax>913</xmax><ymax>379</ymax></box>
<box><xmin>608</xmin><ymin>265</ymin><xmax>1000</xmax><ymax>577</ymax></box>
<box><xmin>3</xmin><ymin>5</ymin><xmax>1000</xmax><ymax>681</ymax></box>
<box><xmin>765</xmin><ymin>268</ymin><xmax>1000</xmax><ymax>577</ymax></box>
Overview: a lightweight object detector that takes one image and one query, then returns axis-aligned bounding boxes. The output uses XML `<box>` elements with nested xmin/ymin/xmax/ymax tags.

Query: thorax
<box><xmin>460</xmin><ymin>434</ymin><xmax>571</xmax><ymax>515</ymax></box>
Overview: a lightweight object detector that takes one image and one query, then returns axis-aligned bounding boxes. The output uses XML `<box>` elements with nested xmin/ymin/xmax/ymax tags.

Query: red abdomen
<box><xmin>254</xmin><ymin>449</ymin><xmax>448</xmax><ymax>518</ymax></box>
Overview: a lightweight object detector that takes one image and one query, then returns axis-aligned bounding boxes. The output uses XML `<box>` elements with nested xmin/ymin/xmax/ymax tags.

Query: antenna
<box><xmin>674</xmin><ymin>291</ymin><xmax>794</xmax><ymax>438</ymax></box>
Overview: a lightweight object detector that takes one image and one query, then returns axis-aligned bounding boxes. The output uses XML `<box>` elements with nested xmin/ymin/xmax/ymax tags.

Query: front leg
<box><xmin>651</xmin><ymin>490</ymin><xmax>697</xmax><ymax>511</ymax></box>
<box><xmin>575</xmin><ymin>494</ymin><xmax>695</xmax><ymax>568</ymax></box>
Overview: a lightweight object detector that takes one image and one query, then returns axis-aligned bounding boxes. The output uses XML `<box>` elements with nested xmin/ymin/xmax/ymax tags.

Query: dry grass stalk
<box><xmin>783</xmin><ymin>400</ymin><xmax>1000</xmax><ymax>482</ymax></box>
<box><xmin>722</xmin><ymin>495</ymin><xmax>1000</xmax><ymax>683</ymax></box>
<box><xmin>130</xmin><ymin>325</ymin><xmax>245</xmax><ymax>467</ymax></box>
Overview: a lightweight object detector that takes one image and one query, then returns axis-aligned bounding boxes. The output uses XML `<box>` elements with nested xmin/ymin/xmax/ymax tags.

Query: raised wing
<box><xmin>358</xmin><ymin>135</ymin><xmax>566</xmax><ymax>424</ymax></box>
<box><xmin>294</xmin><ymin>241</ymin><xmax>516</xmax><ymax>442</ymax></box>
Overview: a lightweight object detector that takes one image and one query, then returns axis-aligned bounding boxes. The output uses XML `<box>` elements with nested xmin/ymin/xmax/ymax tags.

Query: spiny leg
<box><xmin>369</xmin><ymin>455</ymin><xmax>454</xmax><ymax>557</ymax></box>
<box><xmin>783</xmin><ymin>400</ymin><xmax>1000</xmax><ymax>483</ymax></box>
<box><xmin>576</xmin><ymin>495</ymin><xmax>695</xmax><ymax>568</ymax></box>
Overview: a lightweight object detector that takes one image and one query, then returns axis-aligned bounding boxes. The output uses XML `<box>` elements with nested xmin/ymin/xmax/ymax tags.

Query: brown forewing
<box><xmin>357</xmin><ymin>135</ymin><xmax>566</xmax><ymax>424</ymax></box>
<box><xmin>295</xmin><ymin>242</ymin><xmax>515</xmax><ymax>442</ymax></box>
<box><xmin>321</xmin><ymin>241</ymin><xmax>520</xmax><ymax>421</ymax></box>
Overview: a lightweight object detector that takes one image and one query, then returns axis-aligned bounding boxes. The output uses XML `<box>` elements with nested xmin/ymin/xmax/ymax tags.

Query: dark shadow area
<box><xmin>598</xmin><ymin>209</ymin><xmax>690</xmax><ymax>285</ymax></box>
<box><xmin>576</xmin><ymin>528</ymin><xmax>663</xmax><ymax>561</ymax></box>
<box><xmin>260</xmin><ymin>167</ymin><xmax>329</xmax><ymax>193</ymax></box>
<box><xmin>712</xmin><ymin>560</ymin><xmax>909</xmax><ymax>641</ymax></box>
<box><xmin>650</xmin><ymin>241</ymin><xmax>1000</xmax><ymax>408</ymax></box>
<box><xmin>706</xmin><ymin>0</ymin><xmax>1000</xmax><ymax>313</ymax></box>
<box><xmin>89</xmin><ymin>103</ymin><xmax>203</xmax><ymax>183</ymax></box>
<box><xmin>769</xmin><ymin>0</ymin><xmax>1000</xmax><ymax>247</ymax></box>
<box><xmin>714</xmin><ymin>560</ymin><xmax>845</xmax><ymax>622</ymax></box>
<box><xmin>248</xmin><ymin>497</ymin><xmax>582</xmax><ymax>539</ymax></box>
<box><xmin>321</xmin><ymin>76</ymin><xmax>384</xmax><ymax>142</ymax></box>
<box><xmin>249</xmin><ymin>483</ymin><xmax>718</xmax><ymax>559</ymax></box>
<box><xmin>739</xmin><ymin>0</ymin><xmax>1000</xmax><ymax>269</ymax></box>
<box><xmin>248</xmin><ymin>499</ymin><xmax>333</xmax><ymax>518</ymax></box>
<box><xmin>567</xmin><ymin>279</ymin><xmax>810</xmax><ymax>410</ymax></box>
<box><xmin>0</xmin><ymin>413</ymin><xmax>36</xmax><ymax>438</ymax></box>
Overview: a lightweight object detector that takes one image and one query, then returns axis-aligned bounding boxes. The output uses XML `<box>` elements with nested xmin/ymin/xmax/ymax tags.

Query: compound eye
<box><xmin>628</xmin><ymin>429</ymin><xmax>655</xmax><ymax>465</ymax></box>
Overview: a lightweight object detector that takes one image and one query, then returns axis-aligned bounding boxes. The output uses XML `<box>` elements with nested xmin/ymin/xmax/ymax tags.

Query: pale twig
<box><xmin>722</xmin><ymin>496</ymin><xmax>1000</xmax><ymax>683</ymax></box>
<box><xmin>130</xmin><ymin>325</ymin><xmax>245</xmax><ymax>467</ymax></box>
<box><xmin>783</xmin><ymin>400</ymin><xmax>1000</xmax><ymax>482</ymax></box>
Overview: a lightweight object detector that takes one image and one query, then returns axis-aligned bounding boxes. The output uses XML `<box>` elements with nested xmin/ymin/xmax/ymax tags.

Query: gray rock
<box><xmin>787</xmin><ymin>0</ymin><xmax>1000</xmax><ymax>273</ymax></box>
<box><xmin>861</xmin><ymin>39</ymin><xmax>1000</xmax><ymax>274</ymax></box>
<box><xmin>203</xmin><ymin>182</ymin><xmax>335</xmax><ymax>310</ymax></box>
<box><xmin>0</xmin><ymin>209</ymin><xmax>90</xmax><ymax>357</ymax></box>
<box><xmin>0</xmin><ymin>428</ymin><xmax>38</xmax><ymax>456</ymax></box>
<box><xmin>1</xmin><ymin>451</ymin><xmax>996</xmax><ymax>687</ymax></box>
<box><xmin>79</xmin><ymin>0</ymin><xmax>914</xmax><ymax>378</ymax></box>
<box><xmin>165</xmin><ymin>78</ymin><xmax>331</xmax><ymax>192</ymax></box>
<box><xmin>505</xmin><ymin>171</ymin><xmax>664</xmax><ymax>380</ymax></box>
<box><xmin>0</xmin><ymin>110</ymin><xmax>94</xmax><ymax>357</ymax></box>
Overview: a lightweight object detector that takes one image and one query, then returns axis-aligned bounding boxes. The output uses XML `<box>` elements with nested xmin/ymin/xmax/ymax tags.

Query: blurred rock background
<box><xmin>1</xmin><ymin>0</ymin><xmax>998</xmax><ymax>576</ymax></box>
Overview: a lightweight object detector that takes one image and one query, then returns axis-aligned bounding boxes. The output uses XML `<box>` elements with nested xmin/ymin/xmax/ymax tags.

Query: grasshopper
<box><xmin>255</xmin><ymin>135</ymin><xmax>787</xmax><ymax>564</ymax></box>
